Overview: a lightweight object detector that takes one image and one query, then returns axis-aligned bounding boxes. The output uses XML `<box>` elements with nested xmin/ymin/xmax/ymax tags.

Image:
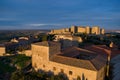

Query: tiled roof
<box><xmin>59</xmin><ymin>46</ymin><xmax>96</xmax><ymax>59</ymax></box>
<box><xmin>50</xmin><ymin>46</ymin><xmax>107</xmax><ymax>71</ymax></box>
<box><xmin>84</xmin><ymin>45</ymin><xmax>120</xmax><ymax>59</ymax></box>
<box><xmin>84</xmin><ymin>45</ymin><xmax>108</xmax><ymax>58</ymax></box>
<box><xmin>32</xmin><ymin>41</ymin><xmax>60</xmax><ymax>47</ymax></box>
<box><xmin>50</xmin><ymin>55</ymin><xmax>97</xmax><ymax>71</ymax></box>
<box><xmin>90</xmin><ymin>55</ymin><xmax>107</xmax><ymax>70</ymax></box>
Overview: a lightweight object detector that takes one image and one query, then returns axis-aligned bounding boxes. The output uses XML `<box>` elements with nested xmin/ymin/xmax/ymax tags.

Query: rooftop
<box><xmin>50</xmin><ymin>46</ymin><xmax>107</xmax><ymax>71</ymax></box>
<box><xmin>84</xmin><ymin>45</ymin><xmax>120</xmax><ymax>59</ymax></box>
<box><xmin>59</xmin><ymin>47</ymin><xmax>96</xmax><ymax>60</ymax></box>
<box><xmin>32</xmin><ymin>41</ymin><xmax>60</xmax><ymax>47</ymax></box>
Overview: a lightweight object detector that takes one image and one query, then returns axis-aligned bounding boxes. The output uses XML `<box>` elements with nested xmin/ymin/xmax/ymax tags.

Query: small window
<box><xmin>69</xmin><ymin>71</ymin><xmax>73</xmax><ymax>75</ymax></box>
<box><xmin>43</xmin><ymin>65</ymin><xmax>45</xmax><ymax>68</ymax></box>
<box><xmin>60</xmin><ymin>69</ymin><xmax>64</xmax><ymax>73</ymax></box>
<box><xmin>53</xmin><ymin>67</ymin><xmax>56</xmax><ymax>71</ymax></box>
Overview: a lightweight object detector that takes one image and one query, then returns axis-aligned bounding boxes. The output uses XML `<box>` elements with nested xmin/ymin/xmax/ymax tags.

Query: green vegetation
<box><xmin>0</xmin><ymin>54</ymin><xmax>31</xmax><ymax>80</ymax></box>
<box><xmin>38</xmin><ymin>34</ymin><xmax>55</xmax><ymax>41</ymax></box>
<box><xmin>0</xmin><ymin>30</ymin><xmax>49</xmax><ymax>43</ymax></box>
<box><xmin>0</xmin><ymin>54</ymin><xmax>68</xmax><ymax>80</ymax></box>
<box><xmin>11</xmin><ymin>70</ymin><xmax>68</xmax><ymax>80</ymax></box>
<box><xmin>0</xmin><ymin>59</ymin><xmax>16</xmax><ymax>73</ymax></box>
<box><xmin>74</xmin><ymin>33</ymin><xmax>120</xmax><ymax>49</ymax></box>
<box><xmin>10</xmin><ymin>54</ymin><xmax>31</xmax><ymax>69</ymax></box>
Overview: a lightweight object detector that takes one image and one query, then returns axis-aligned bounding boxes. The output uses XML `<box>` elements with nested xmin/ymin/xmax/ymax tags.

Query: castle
<box><xmin>50</xmin><ymin>26</ymin><xmax>105</xmax><ymax>35</ymax></box>
<box><xmin>54</xmin><ymin>34</ymin><xmax>83</xmax><ymax>49</ymax></box>
<box><xmin>32</xmin><ymin>41</ymin><xmax>107</xmax><ymax>80</ymax></box>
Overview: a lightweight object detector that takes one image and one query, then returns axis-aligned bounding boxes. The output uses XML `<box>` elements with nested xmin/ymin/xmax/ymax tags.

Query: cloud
<box><xmin>0</xmin><ymin>18</ymin><xmax>15</xmax><ymax>21</ymax></box>
<box><xmin>27</xmin><ymin>23</ymin><xmax>62</xmax><ymax>27</ymax></box>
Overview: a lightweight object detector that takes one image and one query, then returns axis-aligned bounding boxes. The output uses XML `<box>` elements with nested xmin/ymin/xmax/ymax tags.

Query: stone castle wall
<box><xmin>32</xmin><ymin>43</ymin><xmax>106</xmax><ymax>80</ymax></box>
<box><xmin>34</xmin><ymin>60</ymin><xmax>98</xmax><ymax>80</ymax></box>
<box><xmin>50</xmin><ymin>26</ymin><xmax>105</xmax><ymax>35</ymax></box>
<box><xmin>77</xmin><ymin>27</ymin><xmax>86</xmax><ymax>33</ymax></box>
<box><xmin>91</xmin><ymin>26</ymin><xmax>100</xmax><ymax>35</ymax></box>
<box><xmin>32</xmin><ymin>43</ymin><xmax>97</xmax><ymax>80</ymax></box>
<box><xmin>54</xmin><ymin>35</ymin><xmax>82</xmax><ymax>49</ymax></box>
<box><xmin>97</xmin><ymin>66</ymin><xmax>106</xmax><ymax>80</ymax></box>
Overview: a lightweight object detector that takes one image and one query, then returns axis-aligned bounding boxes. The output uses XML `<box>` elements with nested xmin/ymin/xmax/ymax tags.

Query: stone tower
<box><xmin>71</xmin><ymin>26</ymin><xmax>77</xmax><ymax>33</ymax></box>
<box><xmin>32</xmin><ymin>41</ymin><xmax>61</xmax><ymax>70</ymax></box>
<box><xmin>101</xmin><ymin>28</ymin><xmax>105</xmax><ymax>35</ymax></box>
<box><xmin>92</xmin><ymin>26</ymin><xmax>100</xmax><ymax>35</ymax></box>
<box><xmin>86</xmin><ymin>26</ymin><xmax>90</xmax><ymax>34</ymax></box>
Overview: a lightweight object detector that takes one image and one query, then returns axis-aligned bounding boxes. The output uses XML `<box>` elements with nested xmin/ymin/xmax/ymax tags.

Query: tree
<box><xmin>42</xmin><ymin>35</ymin><xmax>48</xmax><ymax>41</ymax></box>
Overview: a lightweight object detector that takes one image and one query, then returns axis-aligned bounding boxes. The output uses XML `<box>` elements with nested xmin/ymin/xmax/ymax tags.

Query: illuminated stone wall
<box><xmin>91</xmin><ymin>26</ymin><xmax>100</xmax><ymax>35</ymax></box>
<box><xmin>32</xmin><ymin>42</ymin><xmax>106</xmax><ymax>80</ymax></box>
<box><xmin>18</xmin><ymin>50</ymin><xmax>32</xmax><ymax>56</ymax></box>
<box><xmin>54</xmin><ymin>35</ymin><xmax>82</xmax><ymax>49</ymax></box>
<box><xmin>0</xmin><ymin>46</ymin><xmax>5</xmax><ymax>56</ymax></box>
<box><xmin>101</xmin><ymin>28</ymin><xmax>105</xmax><ymax>34</ymax></box>
<box><xmin>50</xmin><ymin>26</ymin><xmax>105</xmax><ymax>35</ymax></box>
<box><xmin>35</xmin><ymin>60</ymin><xmax>98</xmax><ymax>80</ymax></box>
<box><xmin>77</xmin><ymin>27</ymin><xmax>86</xmax><ymax>33</ymax></box>
<box><xmin>71</xmin><ymin>26</ymin><xmax>77</xmax><ymax>33</ymax></box>
<box><xmin>86</xmin><ymin>26</ymin><xmax>90</xmax><ymax>34</ymax></box>
<box><xmin>97</xmin><ymin>66</ymin><xmax>106</xmax><ymax>80</ymax></box>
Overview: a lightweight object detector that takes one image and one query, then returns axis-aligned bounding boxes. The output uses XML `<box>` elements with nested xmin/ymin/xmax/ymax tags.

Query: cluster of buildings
<box><xmin>50</xmin><ymin>26</ymin><xmax>105</xmax><ymax>35</ymax></box>
<box><xmin>54</xmin><ymin>34</ymin><xmax>83</xmax><ymax>49</ymax></box>
<box><xmin>31</xmin><ymin>40</ymin><xmax>120</xmax><ymax>80</ymax></box>
<box><xmin>32</xmin><ymin>41</ymin><xmax>107</xmax><ymax>80</ymax></box>
<box><xmin>0</xmin><ymin>26</ymin><xmax>120</xmax><ymax>80</ymax></box>
<box><xmin>0</xmin><ymin>36</ymin><xmax>39</xmax><ymax>56</ymax></box>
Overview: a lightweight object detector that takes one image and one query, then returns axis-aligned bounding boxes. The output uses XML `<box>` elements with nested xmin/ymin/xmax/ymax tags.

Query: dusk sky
<box><xmin>0</xmin><ymin>0</ymin><xmax>120</xmax><ymax>30</ymax></box>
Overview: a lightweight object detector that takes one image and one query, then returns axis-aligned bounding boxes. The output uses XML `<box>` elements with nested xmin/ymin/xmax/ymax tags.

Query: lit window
<box><xmin>69</xmin><ymin>71</ymin><xmax>73</xmax><ymax>75</ymax></box>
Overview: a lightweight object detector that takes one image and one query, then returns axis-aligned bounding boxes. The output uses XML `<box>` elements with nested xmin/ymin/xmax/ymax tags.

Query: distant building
<box><xmin>17</xmin><ymin>50</ymin><xmax>32</xmax><ymax>56</ymax></box>
<box><xmin>10</xmin><ymin>38</ymin><xmax>19</xmax><ymax>43</ymax></box>
<box><xmin>54</xmin><ymin>34</ymin><xmax>83</xmax><ymax>49</ymax></box>
<box><xmin>50</xmin><ymin>25</ymin><xmax>105</xmax><ymax>35</ymax></box>
<box><xmin>71</xmin><ymin>26</ymin><xmax>77</xmax><ymax>33</ymax></box>
<box><xmin>51</xmin><ymin>28</ymin><xmax>70</xmax><ymax>34</ymax></box>
<box><xmin>19</xmin><ymin>37</ymin><xmax>29</xmax><ymax>40</ymax></box>
<box><xmin>32</xmin><ymin>41</ymin><xmax>107</xmax><ymax>80</ymax></box>
<box><xmin>77</xmin><ymin>26</ymin><xmax>86</xmax><ymax>33</ymax></box>
<box><xmin>5</xmin><ymin>42</ymin><xmax>18</xmax><ymax>53</ymax></box>
<box><xmin>0</xmin><ymin>44</ymin><xmax>5</xmax><ymax>56</ymax></box>
<box><xmin>86</xmin><ymin>26</ymin><xmax>91</xmax><ymax>34</ymax></box>
<box><xmin>100</xmin><ymin>28</ymin><xmax>105</xmax><ymax>35</ymax></box>
<box><xmin>91</xmin><ymin>26</ymin><xmax>100</xmax><ymax>35</ymax></box>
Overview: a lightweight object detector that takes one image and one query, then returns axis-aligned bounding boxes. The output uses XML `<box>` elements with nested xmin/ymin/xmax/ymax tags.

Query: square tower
<box><xmin>100</xmin><ymin>28</ymin><xmax>105</xmax><ymax>34</ymax></box>
<box><xmin>85</xmin><ymin>26</ymin><xmax>90</xmax><ymax>34</ymax></box>
<box><xmin>71</xmin><ymin>26</ymin><xmax>77</xmax><ymax>33</ymax></box>
<box><xmin>32</xmin><ymin>41</ymin><xmax>61</xmax><ymax>69</ymax></box>
<box><xmin>92</xmin><ymin>26</ymin><xmax>100</xmax><ymax>35</ymax></box>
